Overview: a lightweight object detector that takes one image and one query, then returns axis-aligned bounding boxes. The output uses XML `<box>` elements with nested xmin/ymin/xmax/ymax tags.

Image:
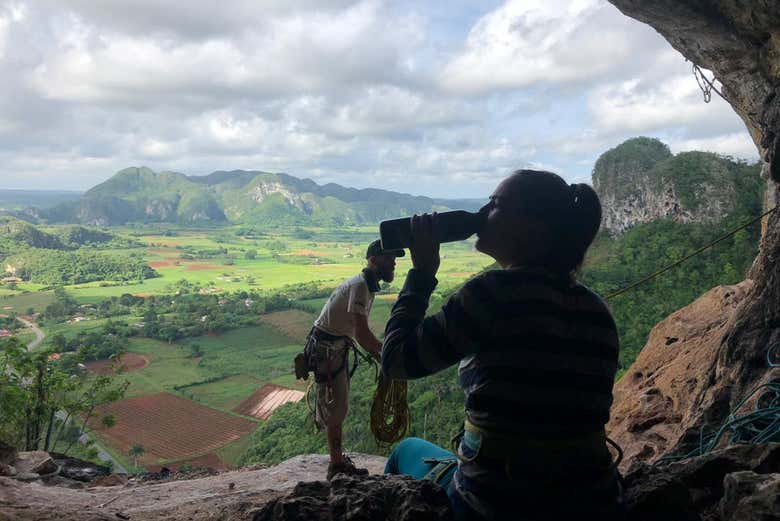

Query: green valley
<box><xmin>0</xmin><ymin>138</ymin><xmax>767</xmax><ymax>472</ymax></box>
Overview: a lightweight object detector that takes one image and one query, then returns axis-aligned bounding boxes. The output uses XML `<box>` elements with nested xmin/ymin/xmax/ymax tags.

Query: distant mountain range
<box><xmin>0</xmin><ymin>190</ymin><xmax>82</xmax><ymax>211</ymax></box>
<box><xmin>6</xmin><ymin>139</ymin><xmax>763</xmax><ymax>230</ymax></box>
<box><xmin>32</xmin><ymin>168</ymin><xmax>484</xmax><ymax>226</ymax></box>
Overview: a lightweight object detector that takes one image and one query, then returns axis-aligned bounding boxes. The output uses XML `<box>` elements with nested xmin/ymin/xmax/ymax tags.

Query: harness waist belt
<box><xmin>312</xmin><ymin>326</ymin><xmax>350</xmax><ymax>342</ymax></box>
<box><xmin>463</xmin><ymin>418</ymin><xmax>608</xmax><ymax>460</ymax></box>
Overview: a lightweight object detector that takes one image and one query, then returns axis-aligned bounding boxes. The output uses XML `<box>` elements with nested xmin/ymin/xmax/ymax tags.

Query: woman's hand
<box><xmin>410</xmin><ymin>213</ymin><xmax>441</xmax><ymax>277</ymax></box>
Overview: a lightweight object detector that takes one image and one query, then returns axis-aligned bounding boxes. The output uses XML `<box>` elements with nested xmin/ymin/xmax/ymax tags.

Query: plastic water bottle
<box><xmin>379</xmin><ymin>210</ymin><xmax>485</xmax><ymax>250</ymax></box>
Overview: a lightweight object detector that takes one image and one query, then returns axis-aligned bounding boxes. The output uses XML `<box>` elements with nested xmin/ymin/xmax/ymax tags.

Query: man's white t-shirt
<box><xmin>314</xmin><ymin>273</ymin><xmax>374</xmax><ymax>340</ymax></box>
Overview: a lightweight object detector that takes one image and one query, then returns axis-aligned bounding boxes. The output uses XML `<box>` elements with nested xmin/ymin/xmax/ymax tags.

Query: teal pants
<box><xmin>385</xmin><ymin>437</ymin><xmax>482</xmax><ymax>520</ymax></box>
<box><xmin>384</xmin><ymin>437</ymin><xmax>458</xmax><ymax>489</ymax></box>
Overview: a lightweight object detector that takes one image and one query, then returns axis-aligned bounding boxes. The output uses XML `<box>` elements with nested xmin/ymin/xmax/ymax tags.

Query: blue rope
<box><xmin>656</xmin><ymin>342</ymin><xmax>780</xmax><ymax>465</ymax></box>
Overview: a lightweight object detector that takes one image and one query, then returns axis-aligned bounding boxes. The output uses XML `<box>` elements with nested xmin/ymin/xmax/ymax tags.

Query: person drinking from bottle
<box><xmin>382</xmin><ymin>170</ymin><xmax>625</xmax><ymax>520</ymax></box>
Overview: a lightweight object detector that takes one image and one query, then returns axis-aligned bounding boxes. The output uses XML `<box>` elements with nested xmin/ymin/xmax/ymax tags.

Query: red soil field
<box><xmin>90</xmin><ymin>393</ymin><xmax>256</xmax><ymax>465</ymax></box>
<box><xmin>148</xmin><ymin>261</ymin><xmax>175</xmax><ymax>268</ymax></box>
<box><xmin>85</xmin><ymin>353</ymin><xmax>149</xmax><ymax>375</ymax></box>
<box><xmin>185</xmin><ymin>263</ymin><xmax>222</xmax><ymax>271</ymax></box>
<box><xmin>234</xmin><ymin>384</ymin><xmax>305</xmax><ymax>420</ymax></box>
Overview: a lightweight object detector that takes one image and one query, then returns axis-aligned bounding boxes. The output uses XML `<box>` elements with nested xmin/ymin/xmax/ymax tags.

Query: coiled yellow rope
<box><xmin>370</xmin><ymin>372</ymin><xmax>410</xmax><ymax>445</ymax></box>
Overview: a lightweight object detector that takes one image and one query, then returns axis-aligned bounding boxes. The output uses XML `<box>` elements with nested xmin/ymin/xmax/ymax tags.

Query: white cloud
<box><xmin>587</xmin><ymin>68</ymin><xmax>750</xmax><ymax>142</ymax></box>
<box><xmin>438</xmin><ymin>0</ymin><xmax>645</xmax><ymax>94</ymax></box>
<box><xmin>670</xmin><ymin>132</ymin><xmax>758</xmax><ymax>159</ymax></box>
<box><xmin>0</xmin><ymin>13</ymin><xmax>8</xmax><ymax>59</ymax></box>
<box><xmin>138</xmin><ymin>138</ymin><xmax>181</xmax><ymax>159</ymax></box>
<box><xmin>0</xmin><ymin>0</ymin><xmax>760</xmax><ymax>197</ymax></box>
<box><xmin>37</xmin><ymin>0</ymin><xmax>359</xmax><ymax>39</ymax></box>
<box><xmin>30</xmin><ymin>0</ymin><xmax>425</xmax><ymax>108</ymax></box>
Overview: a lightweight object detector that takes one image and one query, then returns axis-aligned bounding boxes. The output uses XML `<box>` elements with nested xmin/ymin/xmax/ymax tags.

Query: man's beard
<box><xmin>379</xmin><ymin>267</ymin><xmax>395</xmax><ymax>283</ymax></box>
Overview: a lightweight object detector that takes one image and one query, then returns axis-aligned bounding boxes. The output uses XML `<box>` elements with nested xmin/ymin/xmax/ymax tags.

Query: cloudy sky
<box><xmin>0</xmin><ymin>0</ymin><xmax>758</xmax><ymax>198</ymax></box>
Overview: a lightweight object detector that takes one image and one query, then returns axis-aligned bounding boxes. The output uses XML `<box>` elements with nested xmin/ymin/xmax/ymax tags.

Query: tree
<box><xmin>128</xmin><ymin>443</ymin><xmax>145</xmax><ymax>468</ymax></box>
<box><xmin>0</xmin><ymin>339</ymin><xmax>127</xmax><ymax>452</ymax></box>
<box><xmin>189</xmin><ymin>343</ymin><xmax>203</xmax><ymax>358</ymax></box>
<box><xmin>245</xmin><ymin>249</ymin><xmax>258</xmax><ymax>260</ymax></box>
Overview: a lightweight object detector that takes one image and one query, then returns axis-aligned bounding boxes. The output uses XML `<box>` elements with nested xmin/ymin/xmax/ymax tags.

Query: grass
<box><xmin>11</xmin><ymin>328</ymin><xmax>36</xmax><ymax>346</ymax></box>
<box><xmin>119</xmin><ymin>323</ymin><xmax>307</xmax><ymax>398</ymax></box>
<box><xmin>217</xmin><ymin>430</ymin><xmax>260</xmax><ymax>467</ymax></box>
<box><xmin>46</xmin><ymin>315</ymin><xmax>137</xmax><ymax>341</ymax></box>
<box><xmin>120</xmin><ymin>338</ymin><xmax>210</xmax><ymax>398</ymax></box>
<box><xmin>179</xmin><ymin>374</ymin><xmax>264</xmax><ymax>411</ymax></box>
<box><xmin>187</xmin><ymin>325</ymin><xmax>301</xmax><ymax>384</ymax></box>
<box><xmin>0</xmin><ymin>291</ymin><xmax>55</xmax><ymax>314</ymax></box>
<box><xmin>53</xmin><ymin>226</ymin><xmax>492</xmax><ymax>303</ymax></box>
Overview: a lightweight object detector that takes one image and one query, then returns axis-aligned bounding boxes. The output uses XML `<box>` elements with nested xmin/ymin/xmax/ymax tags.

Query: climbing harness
<box><xmin>297</xmin><ymin>325</ymin><xmax>409</xmax><ymax>444</ymax></box>
<box><xmin>450</xmin><ymin>418</ymin><xmax>624</xmax><ymax>477</ymax></box>
<box><xmin>422</xmin><ymin>456</ymin><xmax>458</xmax><ymax>484</ymax></box>
<box><xmin>605</xmin><ymin>206</ymin><xmax>778</xmax><ymax>301</ymax></box>
<box><xmin>656</xmin><ymin>342</ymin><xmax>780</xmax><ymax>464</ymax></box>
<box><xmin>300</xmin><ymin>327</ymin><xmax>361</xmax><ymax>424</ymax></box>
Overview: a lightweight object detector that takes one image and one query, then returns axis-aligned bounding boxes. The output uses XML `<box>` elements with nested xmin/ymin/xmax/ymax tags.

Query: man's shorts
<box><xmin>313</xmin><ymin>337</ymin><xmax>352</xmax><ymax>429</ymax></box>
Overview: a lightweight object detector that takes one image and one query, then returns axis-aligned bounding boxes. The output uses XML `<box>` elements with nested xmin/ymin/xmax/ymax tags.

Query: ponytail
<box><xmin>563</xmin><ymin>183</ymin><xmax>602</xmax><ymax>272</ymax></box>
<box><xmin>506</xmin><ymin>170</ymin><xmax>602</xmax><ymax>275</ymax></box>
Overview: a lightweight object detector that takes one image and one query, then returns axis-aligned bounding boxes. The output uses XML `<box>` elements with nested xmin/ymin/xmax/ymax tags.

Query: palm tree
<box><xmin>128</xmin><ymin>443</ymin><xmax>145</xmax><ymax>468</ymax></box>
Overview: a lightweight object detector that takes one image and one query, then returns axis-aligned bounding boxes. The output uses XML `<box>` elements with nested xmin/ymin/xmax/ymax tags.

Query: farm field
<box><xmin>0</xmin><ymin>224</ymin><xmax>491</xmax><ymax>471</ymax></box>
<box><xmin>234</xmin><ymin>384</ymin><xmax>305</xmax><ymax>420</ymax></box>
<box><xmin>119</xmin><ymin>338</ymin><xmax>210</xmax><ymax>398</ymax></box>
<box><xmin>0</xmin><ymin>290</ymin><xmax>56</xmax><ymax>314</ymax></box>
<box><xmin>258</xmin><ymin>309</ymin><xmax>315</xmax><ymax>343</ymax></box>
<box><xmin>179</xmin><ymin>374</ymin><xmax>265</xmax><ymax>411</ymax></box>
<box><xmin>59</xmin><ymin>226</ymin><xmax>487</xmax><ymax>304</ymax></box>
<box><xmin>90</xmin><ymin>392</ymin><xmax>257</xmax><ymax>466</ymax></box>
<box><xmin>187</xmin><ymin>326</ymin><xmax>298</xmax><ymax>377</ymax></box>
<box><xmin>85</xmin><ymin>352</ymin><xmax>149</xmax><ymax>375</ymax></box>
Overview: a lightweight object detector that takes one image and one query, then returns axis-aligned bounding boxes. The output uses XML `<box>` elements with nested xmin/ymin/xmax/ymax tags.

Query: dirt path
<box><xmin>0</xmin><ymin>454</ymin><xmax>387</xmax><ymax>521</ymax></box>
<box><xmin>15</xmin><ymin>316</ymin><xmax>44</xmax><ymax>351</ymax></box>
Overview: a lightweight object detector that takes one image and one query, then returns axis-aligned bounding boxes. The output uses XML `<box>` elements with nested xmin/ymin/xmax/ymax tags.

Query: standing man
<box><xmin>308</xmin><ymin>239</ymin><xmax>403</xmax><ymax>480</ymax></box>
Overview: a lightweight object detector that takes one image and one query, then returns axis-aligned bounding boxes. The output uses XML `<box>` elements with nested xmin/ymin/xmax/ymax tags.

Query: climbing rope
<box><xmin>692</xmin><ymin>63</ymin><xmax>727</xmax><ymax>104</ymax></box>
<box><xmin>370</xmin><ymin>372</ymin><xmax>410</xmax><ymax>446</ymax></box>
<box><xmin>302</xmin><ymin>345</ymin><xmax>410</xmax><ymax>446</ymax></box>
<box><xmin>656</xmin><ymin>342</ymin><xmax>780</xmax><ymax>465</ymax></box>
<box><xmin>605</xmin><ymin>206</ymin><xmax>778</xmax><ymax>301</ymax></box>
<box><xmin>689</xmin><ymin>61</ymin><xmax>766</xmax><ymax>138</ymax></box>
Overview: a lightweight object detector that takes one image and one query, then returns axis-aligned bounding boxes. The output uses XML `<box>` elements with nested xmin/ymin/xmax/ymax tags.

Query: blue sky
<box><xmin>0</xmin><ymin>0</ymin><xmax>757</xmax><ymax>198</ymax></box>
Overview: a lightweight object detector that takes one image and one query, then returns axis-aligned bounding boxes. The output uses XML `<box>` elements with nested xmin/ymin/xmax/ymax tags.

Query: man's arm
<box><xmin>353</xmin><ymin>313</ymin><xmax>382</xmax><ymax>360</ymax></box>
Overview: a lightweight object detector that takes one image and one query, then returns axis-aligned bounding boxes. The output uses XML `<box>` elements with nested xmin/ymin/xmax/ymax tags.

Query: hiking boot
<box><xmin>327</xmin><ymin>455</ymin><xmax>369</xmax><ymax>481</ymax></box>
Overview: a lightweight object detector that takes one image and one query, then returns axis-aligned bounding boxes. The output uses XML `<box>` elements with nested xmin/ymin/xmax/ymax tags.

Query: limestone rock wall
<box><xmin>607</xmin><ymin>0</ymin><xmax>780</xmax><ymax>461</ymax></box>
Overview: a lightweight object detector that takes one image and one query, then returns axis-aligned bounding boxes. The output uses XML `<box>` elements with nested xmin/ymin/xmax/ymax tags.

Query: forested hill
<box><xmin>0</xmin><ymin>216</ymin><xmax>155</xmax><ymax>285</ymax></box>
<box><xmin>42</xmin><ymin>167</ymin><xmax>483</xmax><ymax>226</ymax></box>
<box><xmin>594</xmin><ymin>137</ymin><xmax>762</xmax><ymax>235</ymax></box>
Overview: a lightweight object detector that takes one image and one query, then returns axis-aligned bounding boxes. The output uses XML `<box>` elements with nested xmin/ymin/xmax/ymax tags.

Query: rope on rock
<box><xmin>692</xmin><ymin>63</ymin><xmax>726</xmax><ymax>104</ymax></box>
<box><xmin>656</xmin><ymin>342</ymin><xmax>780</xmax><ymax>465</ymax></box>
<box><xmin>605</xmin><ymin>206</ymin><xmax>778</xmax><ymax>301</ymax></box>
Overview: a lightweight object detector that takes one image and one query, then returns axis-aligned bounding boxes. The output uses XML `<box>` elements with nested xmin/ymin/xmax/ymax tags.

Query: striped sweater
<box><xmin>381</xmin><ymin>267</ymin><xmax>623</xmax><ymax>519</ymax></box>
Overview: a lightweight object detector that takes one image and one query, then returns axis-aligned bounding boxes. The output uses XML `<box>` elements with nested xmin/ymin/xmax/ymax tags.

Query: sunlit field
<box><xmin>0</xmin><ymin>225</ymin><xmax>490</xmax><ymax>307</ymax></box>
